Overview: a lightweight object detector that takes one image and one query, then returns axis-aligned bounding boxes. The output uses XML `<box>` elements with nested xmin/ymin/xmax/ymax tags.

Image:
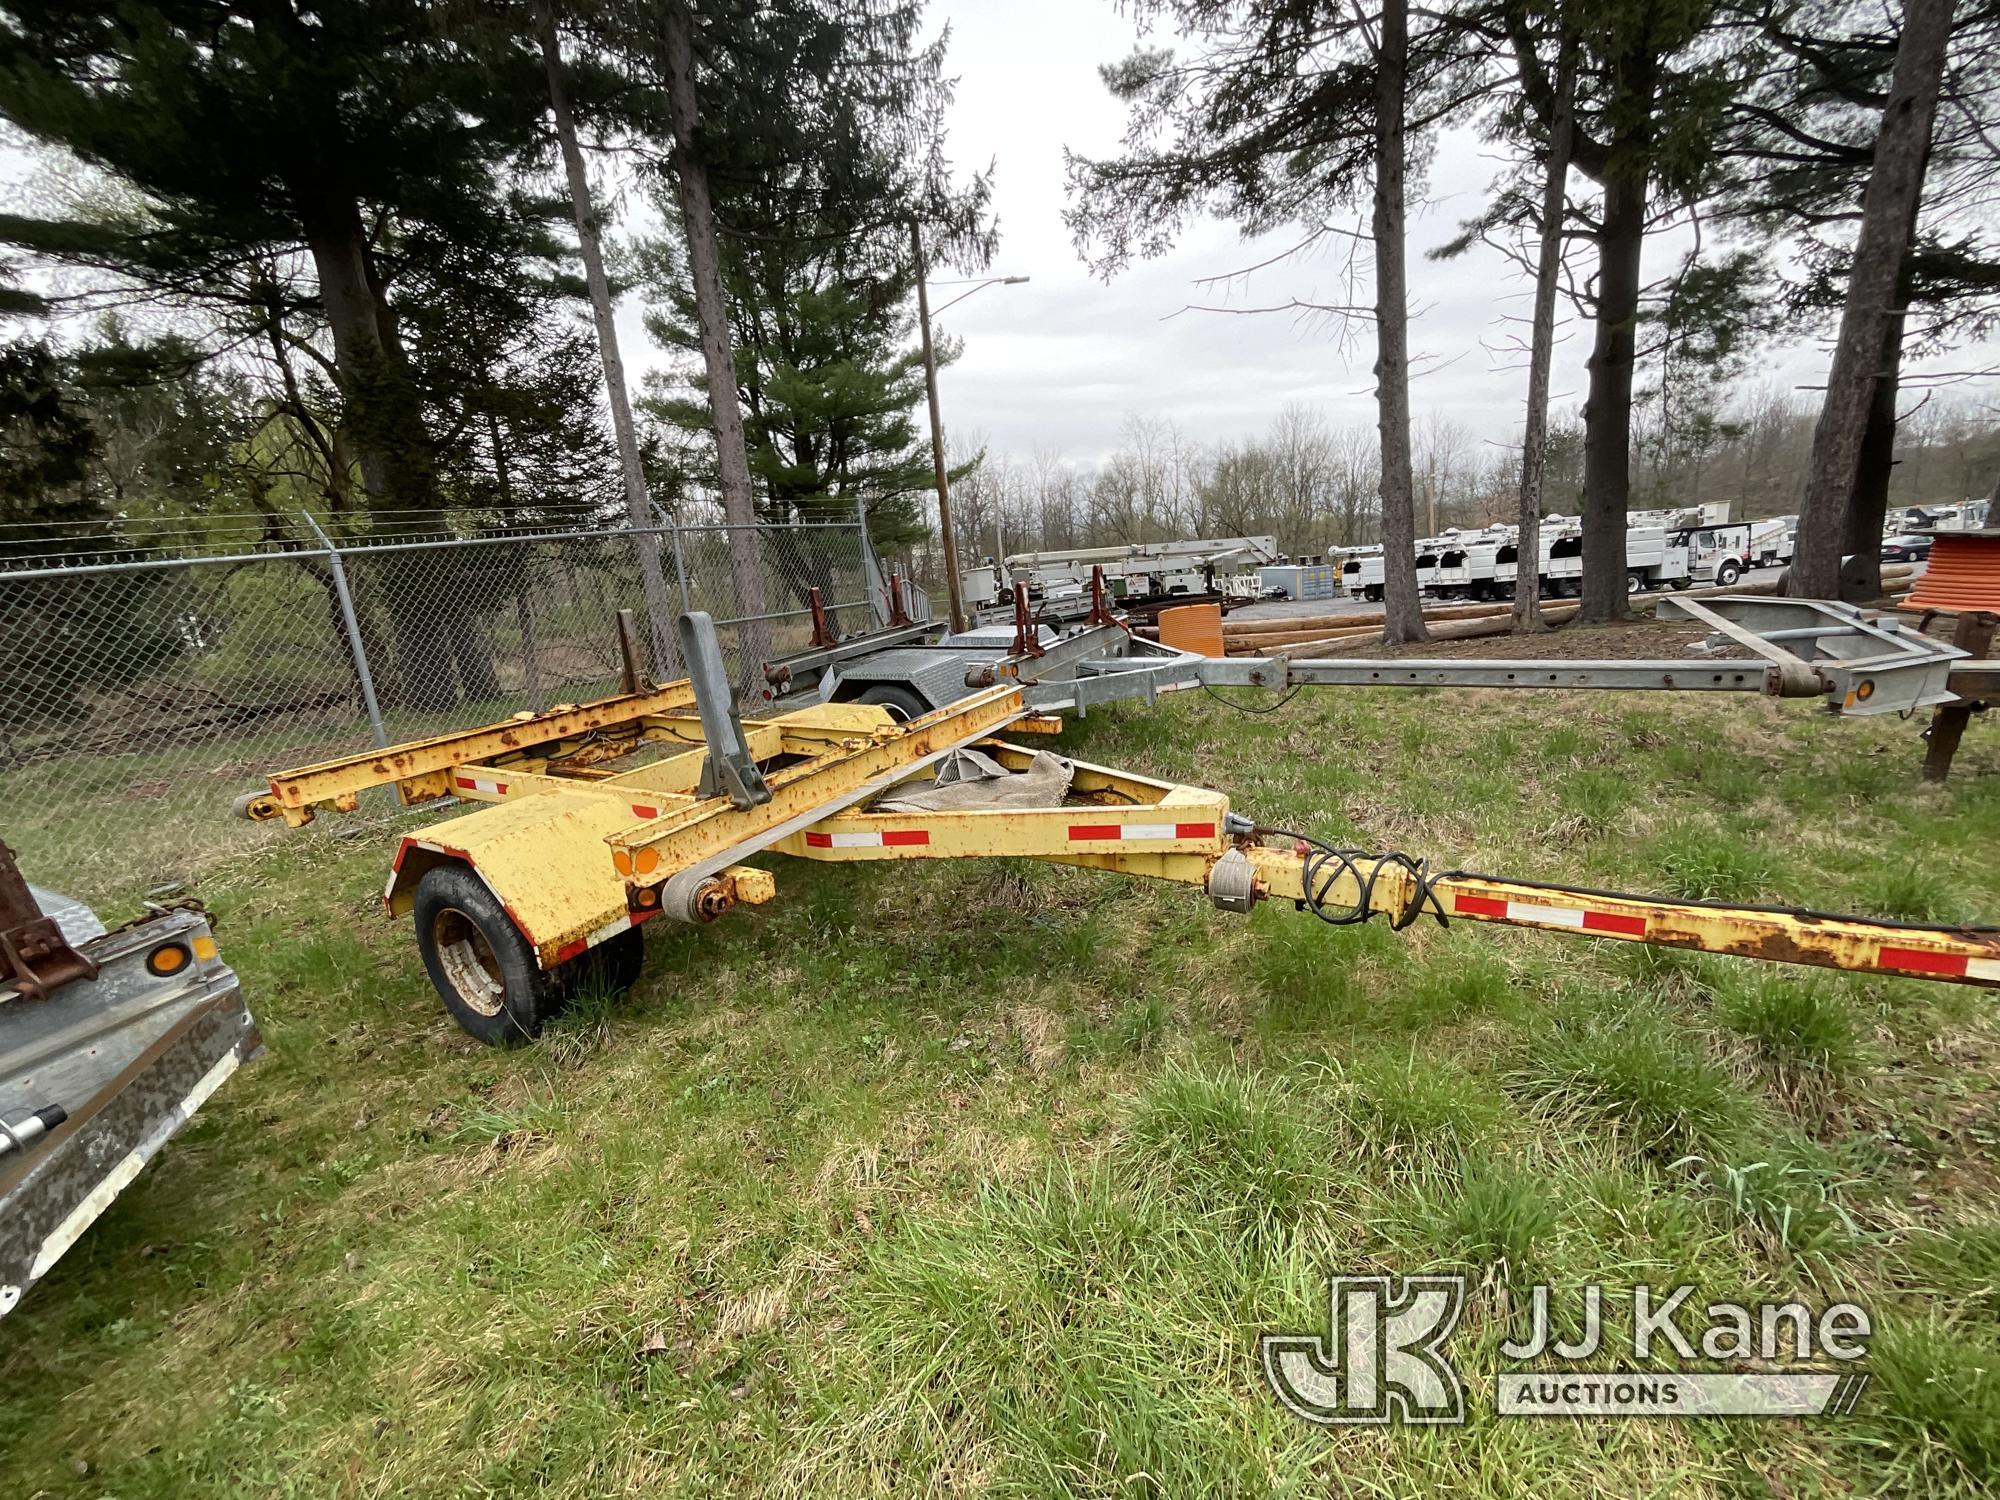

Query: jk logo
<box><xmin>1261</xmin><ymin>1274</ymin><xmax>1467</xmax><ymax>1425</ymax></box>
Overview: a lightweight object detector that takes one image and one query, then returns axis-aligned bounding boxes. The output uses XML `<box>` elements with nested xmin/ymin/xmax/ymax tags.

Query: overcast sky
<box><xmin>629</xmin><ymin>0</ymin><xmax>1617</xmax><ymax>469</ymax></box>
<box><xmin>9</xmin><ymin>3</ymin><xmax>1992</xmax><ymax>473</ymax></box>
<box><xmin>627</xmin><ymin>0</ymin><xmax>1976</xmax><ymax>473</ymax></box>
<box><xmin>890</xmin><ymin>0</ymin><xmax>1564</xmax><ymax>466</ymax></box>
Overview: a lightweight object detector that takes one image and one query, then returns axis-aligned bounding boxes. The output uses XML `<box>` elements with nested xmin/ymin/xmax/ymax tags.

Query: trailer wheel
<box><xmin>412</xmin><ymin>864</ymin><xmax>570</xmax><ymax>1046</ymax></box>
<box><xmin>855</xmin><ymin>683</ymin><xmax>930</xmax><ymax>723</ymax></box>
<box><xmin>1669</xmin><ymin>575</ymin><xmax>1692</xmax><ymax>590</ymax></box>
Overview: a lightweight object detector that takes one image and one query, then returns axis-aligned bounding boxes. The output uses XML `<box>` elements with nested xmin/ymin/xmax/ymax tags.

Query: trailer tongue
<box><xmin>237</xmin><ymin>601</ymin><xmax>1992</xmax><ymax>1046</ymax></box>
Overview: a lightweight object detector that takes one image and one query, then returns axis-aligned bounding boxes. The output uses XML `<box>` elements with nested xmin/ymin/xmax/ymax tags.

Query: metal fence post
<box><xmin>300</xmin><ymin>514</ymin><xmax>388</xmax><ymax>749</ymax></box>
<box><xmin>857</xmin><ymin>498</ymin><xmax>891</xmax><ymax>627</ymax></box>
<box><xmin>669</xmin><ymin>521</ymin><xmax>692</xmax><ymax>616</ymax></box>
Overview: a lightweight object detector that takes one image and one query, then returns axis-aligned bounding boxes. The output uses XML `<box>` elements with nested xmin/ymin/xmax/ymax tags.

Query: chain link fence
<box><xmin>0</xmin><ymin>509</ymin><xmax>912</xmax><ymax>909</ymax></box>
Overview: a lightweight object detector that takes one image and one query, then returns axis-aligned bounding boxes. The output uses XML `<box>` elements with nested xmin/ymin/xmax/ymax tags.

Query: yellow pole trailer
<box><xmin>244</xmin><ymin>611</ymin><xmax>1998</xmax><ymax>1044</ymax></box>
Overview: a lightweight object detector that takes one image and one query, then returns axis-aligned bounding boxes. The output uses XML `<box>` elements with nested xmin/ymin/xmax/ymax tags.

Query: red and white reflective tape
<box><xmin>1878</xmin><ymin>945</ymin><xmax>2000</xmax><ymax>982</ymax></box>
<box><xmin>1067</xmin><ymin>821</ymin><xmax>1217</xmax><ymax>843</ymax></box>
<box><xmin>384</xmin><ymin>839</ymin><xmax>447</xmax><ymax>900</ymax></box>
<box><xmin>1453</xmin><ymin>892</ymin><xmax>1648</xmax><ymax>937</ymax></box>
<box><xmin>552</xmin><ymin>906</ymin><xmax>659</xmax><ymax>965</ymax></box>
<box><xmin>454</xmin><ymin>774</ymin><xmax>509</xmax><ymax>797</ymax></box>
<box><xmin>804</xmin><ymin>828</ymin><xmax>930</xmax><ymax>848</ymax></box>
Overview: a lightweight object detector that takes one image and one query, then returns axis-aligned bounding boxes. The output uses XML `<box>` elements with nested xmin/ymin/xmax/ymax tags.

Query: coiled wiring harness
<box><xmin>1251</xmin><ymin>824</ymin><xmax>1452</xmax><ymax>931</ymax></box>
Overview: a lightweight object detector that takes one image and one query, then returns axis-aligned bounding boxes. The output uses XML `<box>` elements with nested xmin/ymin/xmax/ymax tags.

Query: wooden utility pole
<box><xmin>912</xmin><ymin>221</ymin><xmax>968</xmax><ymax>633</ymax></box>
<box><xmin>1790</xmin><ymin>0</ymin><xmax>1955</xmax><ymax>598</ymax></box>
<box><xmin>1515</xmin><ymin>32</ymin><xmax>1575</xmax><ymax>633</ymax></box>
<box><xmin>538</xmin><ymin>5</ymin><xmax>679</xmax><ymax>675</ymax></box>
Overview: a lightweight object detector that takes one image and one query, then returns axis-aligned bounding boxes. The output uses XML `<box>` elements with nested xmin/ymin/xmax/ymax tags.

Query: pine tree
<box><xmin>0</xmin><ymin>1</ymin><xmax>576</xmax><ymax>708</ymax></box>
<box><xmin>587</xmin><ymin>0</ymin><xmax>992</xmax><ymax>636</ymax></box>
<box><xmin>1065</xmin><ymin>0</ymin><xmax>1476</xmax><ymax>644</ymax></box>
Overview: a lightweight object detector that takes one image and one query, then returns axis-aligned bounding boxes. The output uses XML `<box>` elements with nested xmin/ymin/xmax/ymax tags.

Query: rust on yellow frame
<box><xmin>612</xmin><ymin>685</ymin><xmax>1026</xmax><ymax>885</ymax></box>
<box><xmin>259</xmin><ymin>682</ymin><xmax>700</xmax><ymax>824</ymax></box>
<box><xmin>375</xmin><ymin>693</ymin><xmax>1002</xmax><ymax>961</ymax></box>
<box><xmin>1048</xmin><ymin>845</ymin><xmax>2000</xmax><ymax>990</ymax></box>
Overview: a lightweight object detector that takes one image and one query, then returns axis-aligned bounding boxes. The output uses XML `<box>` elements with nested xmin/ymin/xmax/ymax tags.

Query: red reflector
<box><xmin>1581</xmin><ymin>910</ymin><xmax>1649</xmax><ymax>937</ymax></box>
<box><xmin>805</xmin><ymin>832</ymin><xmax>833</xmax><ymax>848</ymax></box>
<box><xmin>631</xmin><ymin>805</ymin><xmax>659</xmax><ymax>820</ymax></box>
<box><xmin>882</xmin><ymin>829</ymin><xmax>930</xmax><ymax>846</ymax></box>
<box><xmin>1175</xmin><ymin>822</ymin><xmax>1217</xmax><ymax>839</ymax></box>
<box><xmin>1879</xmin><ymin>945</ymin><xmax>1968</xmax><ymax>977</ymax></box>
<box><xmin>1454</xmin><ymin>894</ymin><xmax>1509</xmax><ymax>919</ymax></box>
<box><xmin>553</xmin><ymin>938</ymin><xmax>587</xmax><ymax>964</ymax></box>
<box><xmin>455</xmin><ymin>777</ymin><xmax>476</xmax><ymax>790</ymax></box>
<box><xmin>1068</xmin><ymin>824</ymin><xmax>1121</xmax><ymax>841</ymax></box>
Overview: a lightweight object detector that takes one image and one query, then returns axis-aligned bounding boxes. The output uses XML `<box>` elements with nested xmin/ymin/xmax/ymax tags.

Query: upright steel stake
<box><xmin>302</xmin><ymin>515</ymin><xmax>387</xmax><ymax>749</ymax></box>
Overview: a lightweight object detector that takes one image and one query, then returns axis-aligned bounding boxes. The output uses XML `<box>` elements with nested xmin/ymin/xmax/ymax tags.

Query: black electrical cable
<box><xmin>1249</xmin><ymin>832</ymin><xmax>2000</xmax><ymax>940</ymax></box>
<box><xmin>1199</xmin><ymin>679</ymin><xmax>1306</xmax><ymax>714</ymax></box>
<box><xmin>1253</xmin><ymin>824</ymin><xmax>1451</xmax><ymax>931</ymax></box>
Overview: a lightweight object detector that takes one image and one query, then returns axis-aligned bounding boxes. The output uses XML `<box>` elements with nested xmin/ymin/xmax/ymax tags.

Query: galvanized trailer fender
<box><xmin>1</xmin><ymin>890</ymin><xmax>258</xmax><ymax>1316</ymax></box>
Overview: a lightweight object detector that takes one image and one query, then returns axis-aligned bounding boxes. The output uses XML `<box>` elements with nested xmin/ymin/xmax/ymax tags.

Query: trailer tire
<box><xmin>1669</xmin><ymin>575</ymin><xmax>1691</xmax><ymax>590</ymax></box>
<box><xmin>855</xmin><ymin>683</ymin><xmax>931</xmax><ymax>723</ymax></box>
<box><xmin>412</xmin><ymin>864</ymin><xmax>570</xmax><ymax>1046</ymax></box>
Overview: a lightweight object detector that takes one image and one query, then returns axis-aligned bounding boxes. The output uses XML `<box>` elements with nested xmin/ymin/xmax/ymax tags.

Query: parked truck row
<box><xmin>960</xmin><ymin>536</ymin><xmax>1281</xmax><ymax>616</ymax></box>
<box><xmin>1307</xmin><ymin>498</ymin><xmax>1988</xmax><ymax>606</ymax></box>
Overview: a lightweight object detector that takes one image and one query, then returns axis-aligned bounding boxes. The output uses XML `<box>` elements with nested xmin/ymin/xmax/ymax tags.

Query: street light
<box><xmin>911</xmin><ymin>221</ymin><xmax>1029</xmax><ymax>633</ymax></box>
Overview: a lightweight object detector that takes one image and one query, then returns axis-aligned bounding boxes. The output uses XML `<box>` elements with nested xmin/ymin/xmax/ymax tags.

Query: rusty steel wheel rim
<box><xmin>434</xmin><ymin>907</ymin><xmax>506</xmax><ymax>1017</ymax></box>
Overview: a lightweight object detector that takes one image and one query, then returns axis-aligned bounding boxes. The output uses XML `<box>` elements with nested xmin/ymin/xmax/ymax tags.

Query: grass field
<box><xmin>4</xmin><ymin>679</ymin><xmax>1999</xmax><ymax>1497</ymax></box>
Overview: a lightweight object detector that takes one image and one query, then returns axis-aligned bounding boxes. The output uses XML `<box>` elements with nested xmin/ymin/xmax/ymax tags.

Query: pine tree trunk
<box><xmin>1373</xmin><ymin>0</ymin><xmax>1429</xmax><ymax>647</ymax></box>
<box><xmin>1516</xmin><ymin>38</ymin><xmax>1574</xmax><ymax>633</ymax></box>
<box><xmin>488</xmin><ymin>409</ymin><xmax>546</xmax><ymax>711</ymax></box>
<box><xmin>539</xmin><ymin>6</ymin><xmax>680</xmax><ymax>678</ymax></box>
<box><xmin>662</xmin><ymin>2</ymin><xmax>770</xmax><ymax>679</ymax></box>
<box><xmin>296</xmin><ymin>206</ymin><xmax>461</xmax><ymax>712</ymax></box>
<box><xmin>1843</xmin><ymin>284</ymin><xmax>1907</xmax><ymax>599</ymax></box>
<box><xmin>1579</xmin><ymin>167</ymin><xmax>1645</xmax><ymax>624</ymax></box>
<box><xmin>1790</xmin><ymin>0</ymin><xmax>1954</xmax><ymax>598</ymax></box>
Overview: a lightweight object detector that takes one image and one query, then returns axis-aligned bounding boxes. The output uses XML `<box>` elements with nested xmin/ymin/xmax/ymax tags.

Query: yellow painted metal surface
<box><xmin>386</xmin><ymin>791</ymin><xmax>642</xmax><ymax>966</ymax></box>
<box><xmin>260</xmin><ymin>684</ymin><xmax>699</xmax><ymax>824</ymax></box>
<box><xmin>1054</xmin><ymin>845</ymin><xmax>2000</xmax><ymax>990</ymax></box>
<box><xmin>269</xmin><ymin>668</ymin><xmax>2000</xmax><ymax>992</ymax></box>
<box><xmin>609</xmin><ymin>685</ymin><xmax>1026</xmax><ymax>886</ymax></box>
<box><xmin>773</xmin><ymin>746</ymin><xmax>1228</xmax><ymax>861</ymax></box>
